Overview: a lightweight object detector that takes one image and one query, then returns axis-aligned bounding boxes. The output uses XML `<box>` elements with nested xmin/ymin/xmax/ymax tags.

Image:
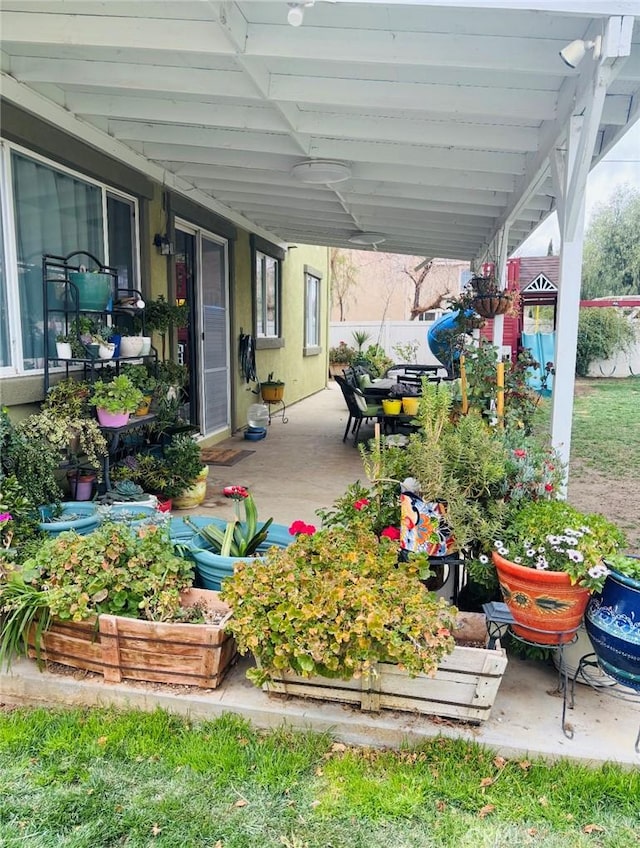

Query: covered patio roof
<box><xmin>1</xmin><ymin>0</ymin><xmax>638</xmax><ymax>262</ymax></box>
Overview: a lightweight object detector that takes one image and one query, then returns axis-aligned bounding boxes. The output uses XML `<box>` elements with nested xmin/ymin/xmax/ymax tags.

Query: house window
<box><xmin>251</xmin><ymin>231</ymin><xmax>285</xmax><ymax>348</ymax></box>
<box><xmin>0</xmin><ymin>183</ymin><xmax>10</xmax><ymax>368</ymax></box>
<box><xmin>417</xmin><ymin>310</ymin><xmax>438</xmax><ymax>322</ymax></box>
<box><xmin>304</xmin><ymin>268</ymin><xmax>321</xmax><ymax>354</ymax></box>
<box><xmin>2</xmin><ymin>145</ymin><xmax>138</xmax><ymax>373</ymax></box>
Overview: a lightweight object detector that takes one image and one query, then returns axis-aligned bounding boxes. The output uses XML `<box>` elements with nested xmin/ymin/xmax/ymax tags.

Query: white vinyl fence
<box><xmin>330</xmin><ymin>318</ymin><xmax>444</xmax><ymax>367</ymax></box>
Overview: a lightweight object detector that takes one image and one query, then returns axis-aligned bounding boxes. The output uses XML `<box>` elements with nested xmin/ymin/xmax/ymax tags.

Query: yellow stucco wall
<box><xmin>231</xmin><ymin>239</ymin><xmax>330</xmax><ymax>433</ymax></box>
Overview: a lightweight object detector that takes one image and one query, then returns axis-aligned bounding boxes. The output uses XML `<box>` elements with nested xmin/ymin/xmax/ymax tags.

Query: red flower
<box><xmin>289</xmin><ymin>520</ymin><xmax>316</xmax><ymax>536</ymax></box>
<box><xmin>514</xmin><ymin>449</ymin><xmax>526</xmax><ymax>458</ymax></box>
<box><xmin>544</xmin><ymin>483</ymin><xmax>554</xmax><ymax>492</ymax></box>
<box><xmin>353</xmin><ymin>498</ymin><xmax>370</xmax><ymax>511</ymax></box>
<box><xmin>222</xmin><ymin>485</ymin><xmax>249</xmax><ymax>500</ymax></box>
<box><xmin>380</xmin><ymin>526</ymin><xmax>401</xmax><ymax>540</ymax></box>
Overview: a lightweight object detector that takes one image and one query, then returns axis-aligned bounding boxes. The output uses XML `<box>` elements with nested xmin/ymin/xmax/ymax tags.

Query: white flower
<box><xmin>567</xmin><ymin>549</ymin><xmax>584</xmax><ymax>563</ymax></box>
<box><xmin>514</xmin><ymin>556</ymin><xmax>522</xmax><ymax>563</ymax></box>
<box><xmin>494</xmin><ymin>540</ymin><xmax>504</xmax><ymax>548</ymax></box>
<box><xmin>498</xmin><ymin>546</ymin><xmax>509</xmax><ymax>556</ymax></box>
<box><xmin>526</xmin><ymin>548</ymin><xmax>536</xmax><ymax>558</ymax></box>
<box><xmin>564</xmin><ymin>527</ymin><xmax>579</xmax><ymax>537</ymax></box>
<box><xmin>536</xmin><ymin>556</ymin><xmax>549</xmax><ymax>569</ymax></box>
<box><xmin>479</xmin><ymin>554</ymin><xmax>489</xmax><ymax>564</ymax></box>
<box><xmin>588</xmin><ymin>564</ymin><xmax>610</xmax><ymax>579</ymax></box>
<box><xmin>547</xmin><ymin>535</ymin><xmax>561</xmax><ymax>545</ymax></box>
<box><xmin>538</xmin><ymin>546</ymin><xmax>546</xmax><ymax>554</ymax></box>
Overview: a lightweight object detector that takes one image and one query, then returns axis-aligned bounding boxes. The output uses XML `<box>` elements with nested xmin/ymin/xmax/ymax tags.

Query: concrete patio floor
<box><xmin>1</xmin><ymin>384</ymin><xmax>639</xmax><ymax>766</ymax></box>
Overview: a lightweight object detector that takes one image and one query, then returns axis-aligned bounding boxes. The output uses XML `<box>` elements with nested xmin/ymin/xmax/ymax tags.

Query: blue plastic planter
<box><xmin>169</xmin><ymin>515</ymin><xmax>293</xmax><ymax>591</ymax></box>
<box><xmin>38</xmin><ymin>502</ymin><xmax>100</xmax><ymax>536</ymax></box>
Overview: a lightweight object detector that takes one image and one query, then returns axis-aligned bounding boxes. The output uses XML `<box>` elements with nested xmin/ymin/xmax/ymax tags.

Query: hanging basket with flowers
<box><xmin>468</xmin><ymin>274</ymin><xmax>520</xmax><ymax>319</ymax></box>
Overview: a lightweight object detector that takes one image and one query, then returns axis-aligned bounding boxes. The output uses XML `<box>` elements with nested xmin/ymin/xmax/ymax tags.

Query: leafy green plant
<box><xmin>144</xmin><ymin>295</ymin><xmax>189</xmax><ymax>359</ymax></box>
<box><xmin>120</xmin><ymin>363</ymin><xmax>158</xmax><ymax>394</ymax></box>
<box><xmin>604</xmin><ymin>553</ymin><xmax>640</xmax><ymax>580</ymax></box>
<box><xmin>328</xmin><ymin>341</ymin><xmax>356</xmax><ymax>365</ymax></box>
<box><xmin>42</xmin><ymin>378</ymin><xmax>92</xmax><ymax>418</ymax></box>
<box><xmin>221</xmin><ymin>526</ymin><xmax>457</xmax><ymax>685</ymax></box>
<box><xmin>262</xmin><ymin>372</ymin><xmax>284</xmax><ymax>386</ymax></box>
<box><xmin>91</xmin><ymin>375</ymin><xmax>144</xmax><ymax>414</ymax></box>
<box><xmin>356</xmin><ymin>343</ymin><xmax>393</xmax><ymax>378</ymax></box>
<box><xmin>186</xmin><ymin>488</ymin><xmax>273</xmax><ymax>557</ymax></box>
<box><xmin>162</xmin><ymin>433</ymin><xmax>204</xmax><ymax>491</ymax></box>
<box><xmin>576</xmin><ymin>307</ymin><xmax>636</xmax><ymax>377</ymax></box>
<box><xmin>352</xmin><ymin>330</ymin><xmax>371</xmax><ymax>352</ymax></box>
<box><xmin>0</xmin><ymin>407</ymin><xmax>62</xmax><ymax>510</ymax></box>
<box><xmin>17</xmin><ymin>409</ymin><xmax>107</xmax><ymax>475</ymax></box>
<box><xmin>496</xmin><ymin>500</ymin><xmax>625</xmax><ymax>592</ymax></box>
<box><xmin>391</xmin><ymin>339</ymin><xmax>420</xmax><ymax>364</ymax></box>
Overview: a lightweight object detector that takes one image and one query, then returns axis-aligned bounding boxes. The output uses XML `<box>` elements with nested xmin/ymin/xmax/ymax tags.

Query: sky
<box><xmin>514</xmin><ymin>119</ymin><xmax>640</xmax><ymax>256</ymax></box>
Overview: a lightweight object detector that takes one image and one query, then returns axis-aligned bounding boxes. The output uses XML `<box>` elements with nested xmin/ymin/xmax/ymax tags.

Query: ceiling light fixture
<box><xmin>287</xmin><ymin>2</ymin><xmax>314</xmax><ymax>27</ymax></box>
<box><xmin>559</xmin><ymin>35</ymin><xmax>601</xmax><ymax>69</ymax></box>
<box><xmin>348</xmin><ymin>232</ymin><xmax>387</xmax><ymax>246</ymax></box>
<box><xmin>290</xmin><ymin>159</ymin><xmax>351</xmax><ymax>184</ymax></box>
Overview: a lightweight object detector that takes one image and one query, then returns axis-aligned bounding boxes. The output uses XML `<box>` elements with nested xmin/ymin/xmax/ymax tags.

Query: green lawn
<box><xmin>570</xmin><ymin>377</ymin><xmax>640</xmax><ymax>479</ymax></box>
<box><xmin>0</xmin><ymin>708</ymin><xmax>638</xmax><ymax>848</ymax></box>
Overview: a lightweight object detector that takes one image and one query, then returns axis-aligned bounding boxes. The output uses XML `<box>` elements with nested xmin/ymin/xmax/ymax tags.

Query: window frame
<box><xmin>250</xmin><ymin>234</ymin><xmax>285</xmax><ymax>349</ymax></box>
<box><xmin>303</xmin><ymin>265</ymin><xmax>322</xmax><ymax>356</ymax></box>
<box><xmin>0</xmin><ymin>139</ymin><xmax>140</xmax><ymax>377</ymax></box>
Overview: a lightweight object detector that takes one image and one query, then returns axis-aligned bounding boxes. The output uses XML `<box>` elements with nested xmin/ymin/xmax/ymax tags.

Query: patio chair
<box><xmin>334</xmin><ymin>375</ymin><xmax>382</xmax><ymax>446</ymax></box>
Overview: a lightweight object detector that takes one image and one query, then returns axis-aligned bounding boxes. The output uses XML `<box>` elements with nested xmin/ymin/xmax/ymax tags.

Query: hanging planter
<box><xmin>471</xmin><ymin>293</ymin><xmax>513</xmax><ymax>319</ymax></box>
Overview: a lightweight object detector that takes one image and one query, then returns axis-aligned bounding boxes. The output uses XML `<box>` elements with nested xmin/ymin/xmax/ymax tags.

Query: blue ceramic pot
<box><xmin>169</xmin><ymin>515</ymin><xmax>293</xmax><ymax>591</ymax></box>
<box><xmin>585</xmin><ymin>567</ymin><xmax>640</xmax><ymax>691</ymax></box>
<box><xmin>38</xmin><ymin>502</ymin><xmax>99</xmax><ymax>536</ymax></box>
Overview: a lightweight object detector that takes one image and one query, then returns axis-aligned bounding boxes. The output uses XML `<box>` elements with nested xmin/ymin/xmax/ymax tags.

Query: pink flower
<box><xmin>353</xmin><ymin>498</ymin><xmax>370</xmax><ymax>511</ymax></box>
<box><xmin>514</xmin><ymin>449</ymin><xmax>526</xmax><ymax>458</ymax></box>
<box><xmin>289</xmin><ymin>520</ymin><xmax>316</xmax><ymax>536</ymax></box>
<box><xmin>0</xmin><ymin>513</ymin><xmax>12</xmax><ymax>523</ymax></box>
<box><xmin>222</xmin><ymin>485</ymin><xmax>249</xmax><ymax>500</ymax></box>
<box><xmin>380</xmin><ymin>526</ymin><xmax>401</xmax><ymax>540</ymax></box>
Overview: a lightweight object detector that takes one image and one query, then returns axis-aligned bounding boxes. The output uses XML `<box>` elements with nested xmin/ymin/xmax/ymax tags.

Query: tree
<box><xmin>581</xmin><ymin>186</ymin><xmax>640</xmax><ymax>299</ymax></box>
<box><xmin>402</xmin><ymin>257</ymin><xmax>457</xmax><ymax>319</ymax></box>
<box><xmin>329</xmin><ymin>248</ymin><xmax>358</xmax><ymax>321</ymax></box>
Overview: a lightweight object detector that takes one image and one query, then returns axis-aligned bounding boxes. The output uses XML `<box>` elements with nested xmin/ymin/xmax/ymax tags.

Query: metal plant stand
<box><xmin>264</xmin><ymin>398</ymin><xmax>288</xmax><ymax>424</ymax></box>
<box><xmin>568</xmin><ymin>653</ymin><xmax>640</xmax><ymax>753</ymax></box>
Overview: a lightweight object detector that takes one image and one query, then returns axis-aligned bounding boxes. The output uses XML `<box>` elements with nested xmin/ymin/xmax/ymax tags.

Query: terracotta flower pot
<box><xmin>492</xmin><ymin>551</ymin><xmax>591</xmax><ymax>645</ymax></box>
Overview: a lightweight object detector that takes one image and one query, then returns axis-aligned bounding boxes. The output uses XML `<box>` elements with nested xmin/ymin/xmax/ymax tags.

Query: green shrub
<box><xmin>576</xmin><ymin>308</ymin><xmax>636</xmax><ymax>376</ymax></box>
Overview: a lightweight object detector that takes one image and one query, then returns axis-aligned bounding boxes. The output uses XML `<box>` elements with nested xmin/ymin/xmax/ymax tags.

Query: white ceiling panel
<box><xmin>1</xmin><ymin>0</ymin><xmax>638</xmax><ymax>259</ymax></box>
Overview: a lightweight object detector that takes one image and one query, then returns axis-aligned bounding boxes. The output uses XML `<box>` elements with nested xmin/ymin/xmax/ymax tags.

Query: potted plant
<box><xmin>260</xmin><ymin>372</ymin><xmax>285</xmax><ymax>403</ymax></box>
<box><xmin>585</xmin><ymin>553</ymin><xmax>640</xmax><ymax>690</ymax></box>
<box><xmin>67</xmin><ymin>264</ymin><xmax>112</xmax><ymax>311</ymax></box>
<box><xmin>42</xmin><ymin>378</ymin><xmax>92</xmax><ymax>419</ymax></box>
<box><xmin>1</xmin><ymin>409</ymin><xmax>62</xmax><ymax>515</ymax></box>
<box><xmin>91</xmin><ymin>375</ymin><xmax>144</xmax><ymax>427</ymax></box>
<box><xmin>492</xmin><ymin>500</ymin><xmax>625</xmax><ymax>645</ymax></box>
<box><xmin>54</xmin><ymin>333</ymin><xmax>73</xmax><ymax>360</ymax></box>
<box><xmin>163</xmin><ymin>433</ymin><xmax>208</xmax><ymax>509</ymax></box>
<box><xmin>144</xmin><ymin>295</ymin><xmax>189</xmax><ymax>361</ymax></box>
<box><xmin>0</xmin><ymin>523</ymin><xmax>237</xmax><ymax>689</ymax></box>
<box><xmin>221</xmin><ymin>527</ymin><xmax>506</xmax><ymax>721</ymax></box>
<box><xmin>179</xmin><ymin>486</ymin><xmax>292</xmax><ymax>590</ymax></box>
<box><xmin>328</xmin><ymin>341</ymin><xmax>356</xmax><ymax>377</ymax></box>
<box><xmin>467</xmin><ymin>274</ymin><xmax>520</xmax><ymax>319</ymax></box>
<box><xmin>120</xmin><ymin>363</ymin><xmax>158</xmax><ymax>415</ymax></box>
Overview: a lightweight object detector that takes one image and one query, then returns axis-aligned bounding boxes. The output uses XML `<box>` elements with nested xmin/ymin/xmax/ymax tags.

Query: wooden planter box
<box><xmin>27</xmin><ymin>589</ymin><xmax>237</xmax><ymax>689</ymax></box>
<box><xmin>264</xmin><ymin>643</ymin><xmax>507</xmax><ymax>723</ymax></box>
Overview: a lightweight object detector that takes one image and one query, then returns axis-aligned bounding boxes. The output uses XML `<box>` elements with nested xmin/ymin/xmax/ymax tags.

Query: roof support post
<box><xmin>551</xmin><ymin>114</ymin><xmax>589</xmax><ymax>495</ymax></box>
<box><xmin>491</xmin><ymin>224</ymin><xmax>510</xmax><ymax>353</ymax></box>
